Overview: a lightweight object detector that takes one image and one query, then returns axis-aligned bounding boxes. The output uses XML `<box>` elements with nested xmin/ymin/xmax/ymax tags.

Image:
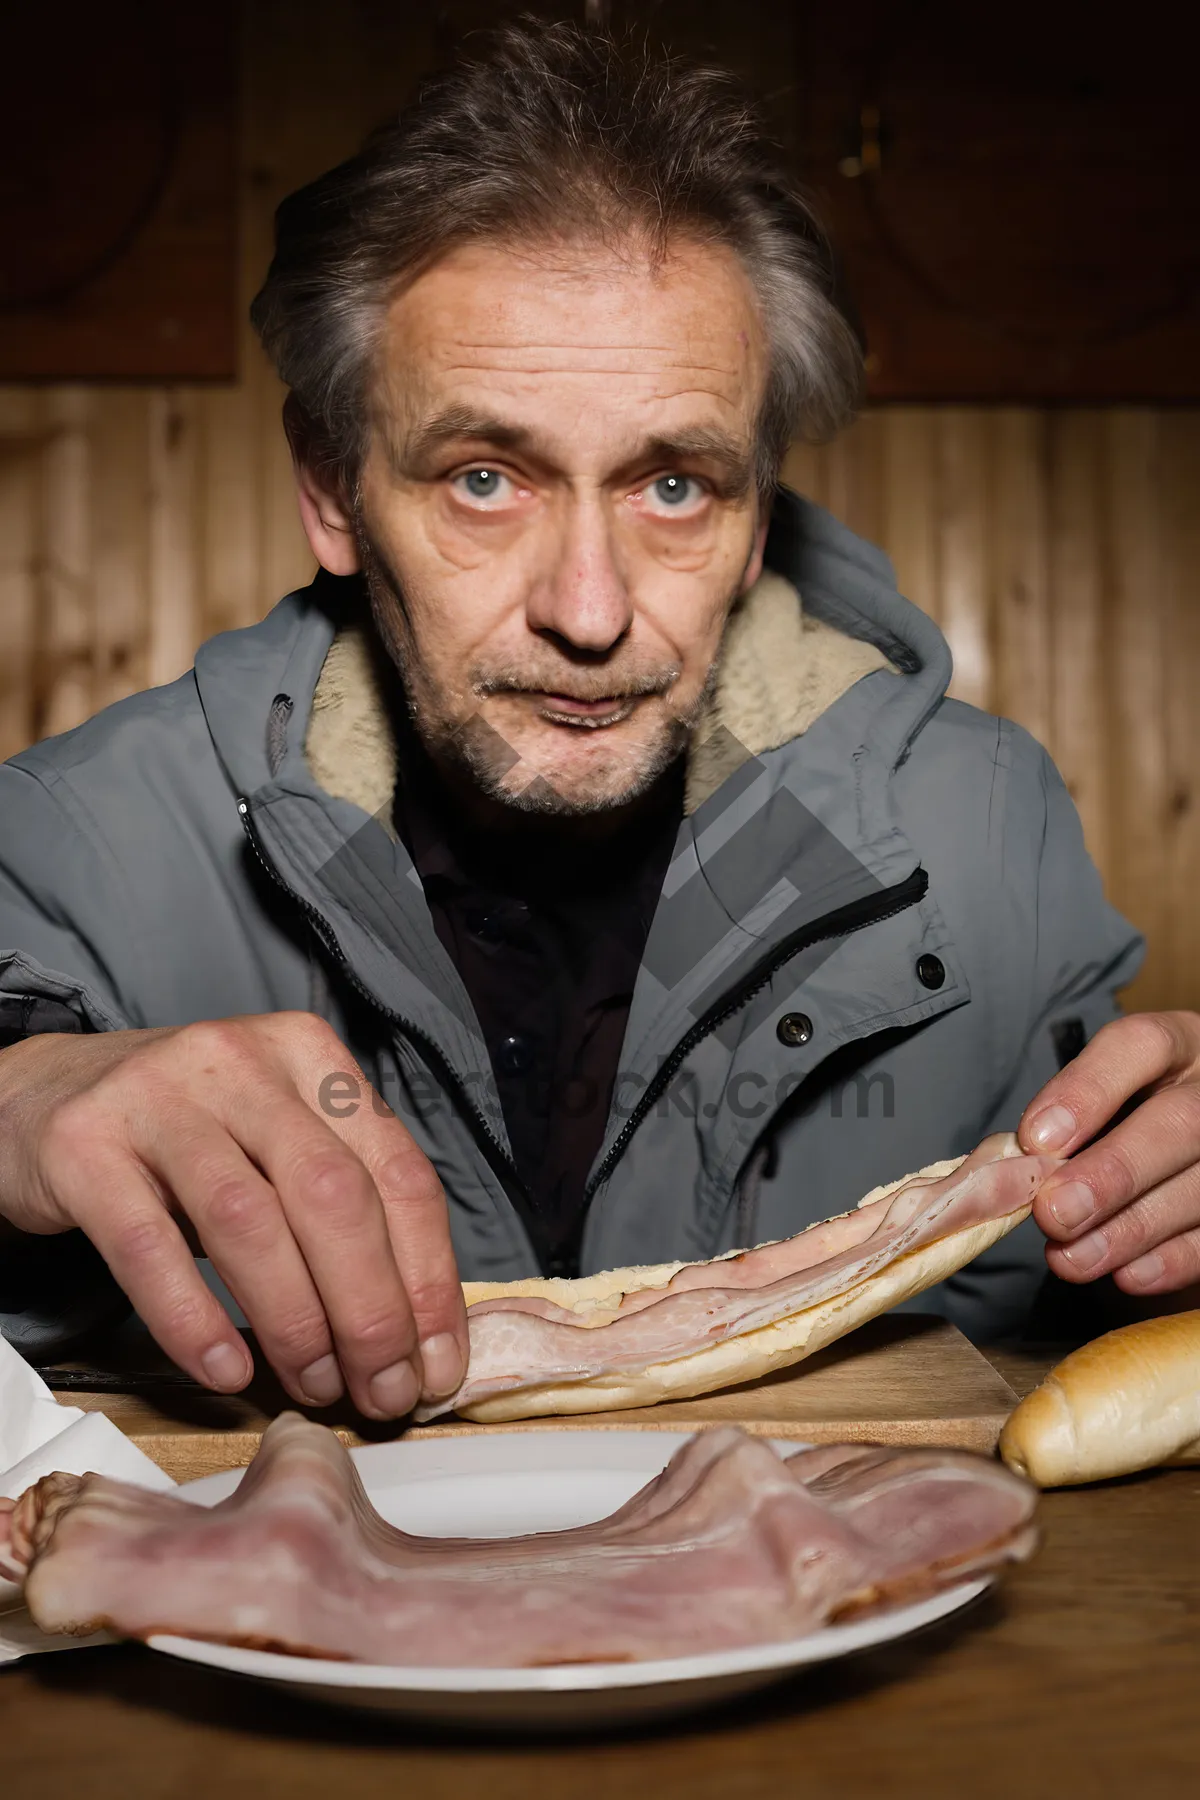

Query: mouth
<box><xmin>528</xmin><ymin>692</ymin><xmax>640</xmax><ymax>727</ymax></box>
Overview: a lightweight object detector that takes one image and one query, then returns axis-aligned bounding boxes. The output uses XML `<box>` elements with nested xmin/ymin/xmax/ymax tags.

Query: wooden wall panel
<box><xmin>1161</xmin><ymin>415</ymin><xmax>1200</xmax><ymax>1012</ymax></box>
<box><xmin>990</xmin><ymin>411</ymin><xmax>1052</xmax><ymax>757</ymax></box>
<box><xmin>39</xmin><ymin>389</ymin><xmax>95</xmax><ymax>741</ymax></box>
<box><xmin>0</xmin><ymin>391</ymin><xmax>38</xmax><ymax>760</ymax></box>
<box><xmin>1105</xmin><ymin>413</ymin><xmax>1169</xmax><ymax>1010</ymax></box>
<box><xmin>0</xmin><ymin>1</ymin><xmax>1196</xmax><ymax>1015</ymax></box>
<box><xmin>91</xmin><ymin>391</ymin><xmax>152</xmax><ymax>713</ymax></box>
<box><xmin>932</xmin><ymin>410</ymin><xmax>990</xmax><ymax>711</ymax></box>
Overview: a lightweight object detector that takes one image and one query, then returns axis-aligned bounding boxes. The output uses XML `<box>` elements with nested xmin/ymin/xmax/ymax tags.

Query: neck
<box><xmin>395</xmin><ymin>709</ymin><xmax>685</xmax><ymax>888</ymax></box>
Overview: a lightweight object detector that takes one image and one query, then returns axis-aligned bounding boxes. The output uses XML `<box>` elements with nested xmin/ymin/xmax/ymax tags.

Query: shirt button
<box><xmin>496</xmin><ymin>1033</ymin><xmax>534</xmax><ymax>1074</ymax></box>
<box><xmin>466</xmin><ymin>907</ymin><xmax>506</xmax><ymax>944</ymax></box>
<box><xmin>776</xmin><ymin>1012</ymin><xmax>813</xmax><ymax>1047</ymax></box>
<box><xmin>916</xmin><ymin>954</ymin><xmax>946</xmax><ymax>990</ymax></box>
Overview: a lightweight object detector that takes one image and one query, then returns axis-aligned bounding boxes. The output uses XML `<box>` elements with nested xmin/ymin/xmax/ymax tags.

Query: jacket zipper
<box><xmin>235</xmin><ymin>799</ymin><xmax>548</xmax><ymax>1248</ymax></box>
<box><xmin>584</xmin><ymin>865</ymin><xmax>930</xmax><ymax>1199</ymax></box>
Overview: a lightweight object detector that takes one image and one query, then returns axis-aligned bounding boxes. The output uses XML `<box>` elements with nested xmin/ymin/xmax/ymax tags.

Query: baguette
<box><xmin>998</xmin><ymin>1312</ymin><xmax>1200</xmax><ymax>1487</ymax></box>
<box><xmin>457</xmin><ymin>1203</ymin><xmax>1023</xmax><ymax>1422</ymax></box>
<box><xmin>450</xmin><ymin>1152</ymin><xmax>1036</xmax><ymax>1424</ymax></box>
<box><xmin>460</xmin><ymin>1159</ymin><xmax>964</xmax><ymax>1322</ymax></box>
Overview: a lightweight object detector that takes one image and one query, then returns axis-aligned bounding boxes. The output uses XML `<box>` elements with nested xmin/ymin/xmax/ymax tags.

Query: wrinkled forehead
<box><xmin>371</xmin><ymin>235</ymin><xmax>769</xmax><ymax>465</ymax></box>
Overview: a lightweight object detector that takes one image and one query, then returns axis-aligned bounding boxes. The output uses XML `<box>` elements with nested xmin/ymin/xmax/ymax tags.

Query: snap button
<box><xmin>776</xmin><ymin>1012</ymin><xmax>813</xmax><ymax>1048</ymax></box>
<box><xmin>496</xmin><ymin>1033</ymin><xmax>534</xmax><ymax>1074</ymax></box>
<box><xmin>916</xmin><ymin>954</ymin><xmax>946</xmax><ymax>990</ymax></box>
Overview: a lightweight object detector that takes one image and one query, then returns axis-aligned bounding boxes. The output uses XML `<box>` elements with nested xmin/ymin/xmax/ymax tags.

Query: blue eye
<box><xmin>652</xmin><ymin>475</ymin><xmax>694</xmax><ymax>506</ymax></box>
<box><xmin>462</xmin><ymin>468</ymin><xmax>502</xmax><ymax>499</ymax></box>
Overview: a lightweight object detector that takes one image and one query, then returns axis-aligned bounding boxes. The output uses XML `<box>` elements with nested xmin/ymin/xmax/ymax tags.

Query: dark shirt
<box><xmin>393</xmin><ymin>744</ymin><xmax>682</xmax><ymax>1271</ymax></box>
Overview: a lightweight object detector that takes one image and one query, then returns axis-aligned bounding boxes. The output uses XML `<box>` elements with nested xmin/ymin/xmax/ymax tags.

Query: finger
<box><xmin>254</xmin><ymin>1014</ymin><xmax>467</xmax><ymax>1402</ymax></box>
<box><xmin>225</xmin><ymin>1089</ymin><xmax>423</xmax><ymax>1421</ymax></box>
<box><xmin>42</xmin><ymin>1124</ymin><xmax>252</xmax><ymax>1393</ymax></box>
<box><xmin>338</xmin><ymin>1085</ymin><xmax>468</xmax><ymax>1402</ymax></box>
<box><xmin>1034</xmin><ymin>1081</ymin><xmax>1200</xmax><ymax>1243</ymax></box>
<box><xmin>1019</xmin><ymin>1013</ymin><xmax>1192</xmax><ymax>1155</ymax></box>
<box><xmin>138</xmin><ymin>1107</ymin><xmax>343</xmax><ymax>1411</ymax></box>
<box><xmin>1044</xmin><ymin>1163</ymin><xmax>1200</xmax><ymax>1286</ymax></box>
<box><xmin>1113</xmin><ymin>1226</ymin><xmax>1200</xmax><ymax>1297</ymax></box>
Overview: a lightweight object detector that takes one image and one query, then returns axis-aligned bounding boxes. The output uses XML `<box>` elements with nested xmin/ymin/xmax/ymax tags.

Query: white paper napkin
<box><xmin>0</xmin><ymin>1331</ymin><xmax>176</xmax><ymax>1664</ymax></box>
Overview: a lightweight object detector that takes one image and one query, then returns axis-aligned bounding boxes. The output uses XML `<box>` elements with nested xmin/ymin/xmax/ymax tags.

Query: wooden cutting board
<box><xmin>50</xmin><ymin>1316</ymin><xmax>1018</xmax><ymax>1483</ymax></box>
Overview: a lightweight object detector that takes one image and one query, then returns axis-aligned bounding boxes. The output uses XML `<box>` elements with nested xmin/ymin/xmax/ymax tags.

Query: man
<box><xmin>1</xmin><ymin>25</ymin><xmax>1197</xmax><ymax>1420</ymax></box>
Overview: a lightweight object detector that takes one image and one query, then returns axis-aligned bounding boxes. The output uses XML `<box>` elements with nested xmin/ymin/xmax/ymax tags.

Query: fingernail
<box><xmin>1060</xmin><ymin>1228</ymin><xmax>1108</xmax><ymax>1273</ymax></box>
<box><xmin>201</xmin><ymin>1341</ymin><xmax>252</xmax><ymax>1392</ymax></box>
<box><xmin>418</xmin><ymin>1332</ymin><xmax>464</xmax><ymax>1400</ymax></box>
<box><xmin>1046</xmin><ymin>1181</ymin><xmax>1095</xmax><ymax>1231</ymax></box>
<box><xmin>1123</xmin><ymin>1251</ymin><xmax>1165</xmax><ymax>1289</ymax></box>
<box><xmin>368</xmin><ymin>1359</ymin><xmax>420</xmax><ymax>1418</ymax></box>
<box><xmin>1027</xmin><ymin>1105</ymin><xmax>1077</xmax><ymax>1152</ymax></box>
<box><xmin>298</xmin><ymin>1354</ymin><xmax>344</xmax><ymax>1407</ymax></box>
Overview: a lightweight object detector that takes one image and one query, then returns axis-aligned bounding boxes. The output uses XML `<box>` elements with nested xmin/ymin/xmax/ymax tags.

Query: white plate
<box><xmin>148</xmin><ymin>1431</ymin><xmax>992</xmax><ymax>1730</ymax></box>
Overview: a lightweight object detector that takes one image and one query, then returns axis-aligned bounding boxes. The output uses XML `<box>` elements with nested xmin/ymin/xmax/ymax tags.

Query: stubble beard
<box><xmin>359</xmin><ymin>535</ymin><xmax>725</xmax><ymax>819</ymax></box>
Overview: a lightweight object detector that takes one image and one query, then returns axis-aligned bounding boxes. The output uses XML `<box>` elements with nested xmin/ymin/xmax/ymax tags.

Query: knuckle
<box><xmin>278</xmin><ymin>1010</ymin><xmax>340</xmax><ymax>1052</ymax></box>
<box><xmin>343</xmin><ymin>1305</ymin><xmax>413</xmax><ymax>1364</ymax></box>
<box><xmin>179</xmin><ymin>1017</ymin><xmax>248</xmax><ymax>1063</ymax></box>
<box><xmin>155</xmin><ymin>1292</ymin><xmax>221</xmax><ymax>1347</ymax></box>
<box><xmin>376</xmin><ymin>1151</ymin><xmax>444</xmax><ymax>1211</ymax></box>
<box><xmin>294</xmin><ymin>1151</ymin><xmax>369</xmax><ymax>1218</ymax></box>
<box><xmin>406</xmin><ymin>1272</ymin><xmax>464</xmax><ymax>1328</ymax></box>
<box><xmin>108</xmin><ymin>1210</ymin><xmax>173</xmax><ymax>1270</ymax></box>
<box><xmin>1160</xmin><ymin>1082</ymin><xmax>1200</xmax><ymax>1142</ymax></box>
<box><xmin>269</xmin><ymin>1310</ymin><xmax>332</xmax><ymax>1365</ymax></box>
<box><xmin>201</xmin><ymin>1175</ymin><xmax>268</xmax><ymax>1240</ymax></box>
<box><xmin>1084</xmin><ymin>1141</ymin><xmax>1141</xmax><ymax>1207</ymax></box>
<box><xmin>1121</xmin><ymin>1011</ymin><xmax>1177</xmax><ymax>1067</ymax></box>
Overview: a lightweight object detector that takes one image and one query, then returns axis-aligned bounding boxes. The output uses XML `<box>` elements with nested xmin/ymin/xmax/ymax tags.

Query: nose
<box><xmin>526</xmin><ymin>494</ymin><xmax>634</xmax><ymax>654</ymax></box>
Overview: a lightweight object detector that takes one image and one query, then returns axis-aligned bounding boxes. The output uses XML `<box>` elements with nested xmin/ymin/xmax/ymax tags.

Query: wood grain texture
<box><xmin>0</xmin><ymin>2</ymin><xmax>1196</xmax><ymax>1011</ymax></box>
<box><xmin>47</xmin><ymin>1318</ymin><xmax>1018</xmax><ymax>1482</ymax></box>
<box><xmin>5</xmin><ymin>1351</ymin><xmax>1199</xmax><ymax>1798</ymax></box>
<box><xmin>0</xmin><ymin>389</ymin><xmax>39</xmax><ymax>760</ymax></box>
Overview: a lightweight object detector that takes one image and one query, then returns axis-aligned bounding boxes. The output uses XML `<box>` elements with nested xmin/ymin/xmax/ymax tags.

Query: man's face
<box><xmin>312</xmin><ymin>236</ymin><xmax>769</xmax><ymax>815</ymax></box>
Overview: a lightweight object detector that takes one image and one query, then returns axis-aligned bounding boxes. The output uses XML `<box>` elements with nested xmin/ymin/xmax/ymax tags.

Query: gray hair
<box><xmin>251</xmin><ymin>18</ymin><xmax>863</xmax><ymax>501</ymax></box>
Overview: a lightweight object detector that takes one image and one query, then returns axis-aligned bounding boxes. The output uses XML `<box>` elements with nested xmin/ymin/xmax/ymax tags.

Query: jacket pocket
<box><xmin>0</xmin><ymin>991</ymin><xmax>92</xmax><ymax>1048</ymax></box>
<box><xmin>0</xmin><ymin>950</ymin><xmax>129</xmax><ymax>1037</ymax></box>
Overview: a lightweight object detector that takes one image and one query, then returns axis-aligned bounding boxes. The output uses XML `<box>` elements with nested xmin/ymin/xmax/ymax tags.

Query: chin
<box><xmin>470</xmin><ymin>719</ymin><xmax>684</xmax><ymax>817</ymax></box>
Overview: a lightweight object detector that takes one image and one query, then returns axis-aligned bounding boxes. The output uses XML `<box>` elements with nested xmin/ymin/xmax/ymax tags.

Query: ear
<box><xmin>737</xmin><ymin>512</ymin><xmax>770</xmax><ymax>595</ymax></box>
<box><xmin>284</xmin><ymin>399</ymin><xmax>361</xmax><ymax>577</ymax></box>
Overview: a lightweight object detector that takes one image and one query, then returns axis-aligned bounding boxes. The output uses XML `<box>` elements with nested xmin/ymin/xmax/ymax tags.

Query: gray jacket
<box><xmin>0</xmin><ymin>494</ymin><xmax>1142</xmax><ymax>1356</ymax></box>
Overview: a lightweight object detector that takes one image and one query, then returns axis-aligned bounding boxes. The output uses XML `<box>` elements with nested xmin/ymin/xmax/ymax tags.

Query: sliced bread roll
<box><xmin>460</xmin><ymin>1159</ymin><xmax>965</xmax><ymax>1323</ymax></box>
<box><xmin>440</xmin><ymin>1150</ymin><xmax>1054</xmax><ymax>1424</ymax></box>
<box><xmin>998</xmin><ymin>1312</ymin><xmax>1200</xmax><ymax>1487</ymax></box>
<box><xmin>457</xmin><ymin>1200</ymin><xmax>1023</xmax><ymax>1422</ymax></box>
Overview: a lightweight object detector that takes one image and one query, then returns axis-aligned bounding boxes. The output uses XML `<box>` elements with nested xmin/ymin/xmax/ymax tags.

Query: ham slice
<box><xmin>2</xmin><ymin>1415</ymin><xmax>1037</xmax><ymax>1667</ymax></box>
<box><xmin>417</xmin><ymin>1133</ymin><xmax>1062</xmax><ymax>1422</ymax></box>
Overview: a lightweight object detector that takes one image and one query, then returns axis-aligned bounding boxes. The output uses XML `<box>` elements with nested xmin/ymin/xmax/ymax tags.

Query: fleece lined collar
<box><xmin>304</xmin><ymin>567</ymin><xmax>893</xmax><ymax>828</ymax></box>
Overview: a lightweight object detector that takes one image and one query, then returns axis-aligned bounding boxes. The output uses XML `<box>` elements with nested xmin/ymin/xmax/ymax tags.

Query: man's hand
<box><xmin>1019</xmin><ymin>1012</ymin><xmax>1200</xmax><ymax>1297</ymax></box>
<box><xmin>0</xmin><ymin>1014</ymin><xmax>467</xmax><ymax>1418</ymax></box>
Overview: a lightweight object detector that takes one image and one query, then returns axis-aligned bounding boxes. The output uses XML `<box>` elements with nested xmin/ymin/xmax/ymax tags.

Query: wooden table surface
<box><xmin>4</xmin><ymin>1347</ymin><xmax>1199</xmax><ymax>1800</ymax></box>
<box><xmin>42</xmin><ymin>1316</ymin><xmax>1024</xmax><ymax>1479</ymax></box>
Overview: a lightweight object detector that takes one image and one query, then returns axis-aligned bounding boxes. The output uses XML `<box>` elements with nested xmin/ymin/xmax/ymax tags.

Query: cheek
<box><xmin>622</xmin><ymin>500</ymin><xmax>759</xmax><ymax>597</ymax></box>
<box><xmin>622</xmin><ymin>591</ymin><xmax>722</xmax><ymax>705</ymax></box>
<box><xmin>628</xmin><ymin>512</ymin><xmax>724</xmax><ymax>576</ymax></box>
<box><xmin>630</xmin><ymin>555</ymin><xmax>750</xmax><ymax>673</ymax></box>
<box><xmin>367</xmin><ymin>497</ymin><xmax>532</xmax><ymax>659</ymax></box>
<box><xmin>420</xmin><ymin>489</ymin><xmax>544</xmax><ymax>578</ymax></box>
